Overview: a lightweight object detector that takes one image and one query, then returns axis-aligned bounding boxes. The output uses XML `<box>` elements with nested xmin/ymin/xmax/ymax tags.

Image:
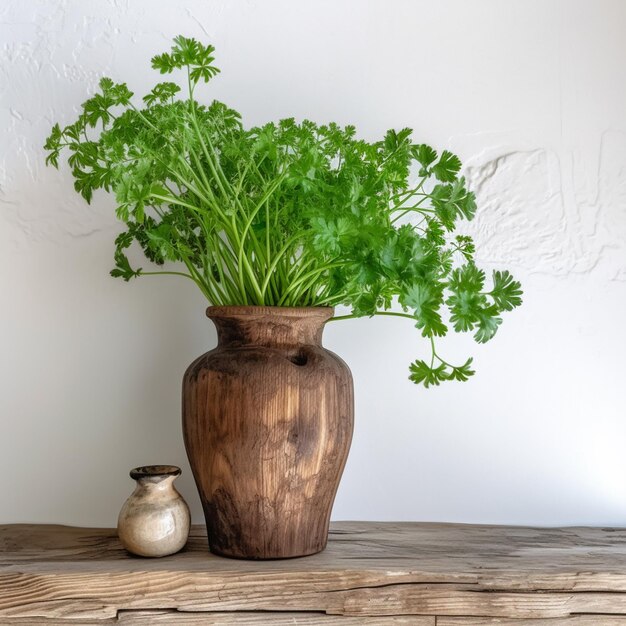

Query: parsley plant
<box><xmin>44</xmin><ymin>36</ymin><xmax>522</xmax><ymax>386</ymax></box>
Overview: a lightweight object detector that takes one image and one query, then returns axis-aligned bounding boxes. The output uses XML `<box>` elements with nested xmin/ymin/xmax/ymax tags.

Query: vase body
<box><xmin>117</xmin><ymin>465</ymin><xmax>191</xmax><ymax>557</ymax></box>
<box><xmin>182</xmin><ymin>306</ymin><xmax>354</xmax><ymax>559</ymax></box>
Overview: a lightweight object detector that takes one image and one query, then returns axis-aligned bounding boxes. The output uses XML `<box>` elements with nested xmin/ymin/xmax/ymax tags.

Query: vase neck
<box><xmin>129</xmin><ymin>465</ymin><xmax>181</xmax><ymax>493</ymax></box>
<box><xmin>207</xmin><ymin>306</ymin><xmax>334</xmax><ymax>348</ymax></box>
<box><xmin>135</xmin><ymin>476</ymin><xmax>177</xmax><ymax>494</ymax></box>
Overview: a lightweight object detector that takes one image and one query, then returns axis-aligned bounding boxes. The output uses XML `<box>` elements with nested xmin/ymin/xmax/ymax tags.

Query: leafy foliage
<box><xmin>44</xmin><ymin>36</ymin><xmax>523</xmax><ymax>386</ymax></box>
<box><xmin>409</xmin><ymin>356</ymin><xmax>475</xmax><ymax>388</ymax></box>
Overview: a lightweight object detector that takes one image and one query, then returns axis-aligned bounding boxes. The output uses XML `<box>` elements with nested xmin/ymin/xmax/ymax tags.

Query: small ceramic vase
<box><xmin>117</xmin><ymin>465</ymin><xmax>190</xmax><ymax>557</ymax></box>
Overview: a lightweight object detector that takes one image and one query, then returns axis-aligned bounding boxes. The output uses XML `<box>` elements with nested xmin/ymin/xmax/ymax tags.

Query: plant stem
<box><xmin>329</xmin><ymin>310</ymin><xmax>418</xmax><ymax>322</ymax></box>
<box><xmin>140</xmin><ymin>270</ymin><xmax>195</xmax><ymax>279</ymax></box>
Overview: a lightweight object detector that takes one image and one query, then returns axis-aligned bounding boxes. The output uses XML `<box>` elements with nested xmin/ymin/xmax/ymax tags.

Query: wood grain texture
<box><xmin>4</xmin><ymin>610</ymin><xmax>431</xmax><ymax>624</ymax></box>
<box><xmin>4</xmin><ymin>618</ymin><xmax>618</xmax><ymax>626</ymax></box>
<box><xmin>7</xmin><ymin>618</ymin><xmax>626</xmax><ymax>626</ymax></box>
<box><xmin>439</xmin><ymin>619</ymin><xmax>626</xmax><ymax>625</ymax></box>
<box><xmin>2</xmin><ymin>522</ymin><xmax>626</xmax><ymax>622</ymax></box>
<box><xmin>182</xmin><ymin>306</ymin><xmax>354</xmax><ymax>559</ymax></box>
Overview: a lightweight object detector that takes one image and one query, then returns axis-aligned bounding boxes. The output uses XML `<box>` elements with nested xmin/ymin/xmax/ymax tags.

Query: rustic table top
<box><xmin>1</xmin><ymin>522</ymin><xmax>626</xmax><ymax>624</ymax></box>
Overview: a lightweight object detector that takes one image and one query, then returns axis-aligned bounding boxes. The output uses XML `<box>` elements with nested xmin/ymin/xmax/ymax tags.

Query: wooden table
<box><xmin>2</xmin><ymin>522</ymin><xmax>626</xmax><ymax>624</ymax></box>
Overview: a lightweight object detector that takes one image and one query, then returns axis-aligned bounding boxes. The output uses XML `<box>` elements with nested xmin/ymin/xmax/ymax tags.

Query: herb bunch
<box><xmin>44</xmin><ymin>36</ymin><xmax>522</xmax><ymax>386</ymax></box>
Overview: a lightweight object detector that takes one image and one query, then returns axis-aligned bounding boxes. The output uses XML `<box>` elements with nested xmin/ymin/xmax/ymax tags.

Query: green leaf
<box><xmin>190</xmin><ymin>62</ymin><xmax>220</xmax><ymax>84</ymax></box>
<box><xmin>252</xmin><ymin>123</ymin><xmax>278</xmax><ymax>160</ymax></box>
<box><xmin>71</xmin><ymin>167</ymin><xmax>95</xmax><ymax>203</ymax></box>
<box><xmin>448</xmin><ymin>357</ymin><xmax>475</xmax><ymax>382</ymax></box>
<box><xmin>453</xmin><ymin>235</ymin><xmax>475</xmax><ymax>261</ymax></box>
<box><xmin>432</xmin><ymin>150</ymin><xmax>462</xmax><ymax>182</ymax></box>
<box><xmin>384</xmin><ymin>128</ymin><xmax>412</xmax><ymax>152</ymax></box>
<box><xmin>448</xmin><ymin>263</ymin><xmax>485</xmax><ymax>293</ymax></box>
<box><xmin>474</xmin><ymin>304</ymin><xmax>502</xmax><ymax>343</ymax></box>
<box><xmin>351</xmin><ymin>292</ymin><xmax>378</xmax><ymax>317</ymax></box>
<box><xmin>446</xmin><ymin>263</ymin><xmax>489</xmax><ymax>333</ymax></box>
<box><xmin>408</xmin><ymin>359</ymin><xmax>448</xmax><ymax>387</ymax></box>
<box><xmin>310</xmin><ymin>216</ymin><xmax>353</xmax><ymax>255</ymax></box>
<box><xmin>146</xmin><ymin>224</ymin><xmax>178</xmax><ymax>261</ymax></box>
<box><xmin>44</xmin><ymin>122</ymin><xmax>62</xmax><ymax>150</ymax></box>
<box><xmin>490</xmin><ymin>270</ymin><xmax>523</xmax><ymax>312</ymax></box>
<box><xmin>111</xmin><ymin>231</ymin><xmax>141</xmax><ymax>281</ymax></box>
<box><xmin>408</xmin><ymin>356</ymin><xmax>475</xmax><ymax>386</ymax></box>
<box><xmin>430</xmin><ymin>178</ymin><xmax>476</xmax><ymax>230</ymax></box>
<box><xmin>447</xmin><ymin>290</ymin><xmax>486</xmax><ymax>332</ymax></box>
<box><xmin>143</xmin><ymin>82</ymin><xmax>181</xmax><ymax>106</ymax></box>
<box><xmin>424</xmin><ymin>218</ymin><xmax>446</xmax><ymax>247</ymax></box>
<box><xmin>44</xmin><ymin>123</ymin><xmax>62</xmax><ymax>167</ymax></box>
<box><xmin>172</xmin><ymin>35</ymin><xmax>200</xmax><ymax>64</ymax></box>
<box><xmin>400</xmin><ymin>282</ymin><xmax>447</xmax><ymax>338</ymax></box>
<box><xmin>151</xmin><ymin>36</ymin><xmax>220</xmax><ymax>83</ymax></box>
<box><xmin>412</xmin><ymin>144</ymin><xmax>437</xmax><ymax>175</ymax></box>
<box><xmin>148</xmin><ymin>183</ymin><xmax>171</xmax><ymax>200</ymax></box>
<box><xmin>100</xmin><ymin>78</ymin><xmax>133</xmax><ymax>106</ymax></box>
<box><xmin>151</xmin><ymin>52</ymin><xmax>177</xmax><ymax>74</ymax></box>
<box><xmin>83</xmin><ymin>94</ymin><xmax>113</xmax><ymax>127</ymax></box>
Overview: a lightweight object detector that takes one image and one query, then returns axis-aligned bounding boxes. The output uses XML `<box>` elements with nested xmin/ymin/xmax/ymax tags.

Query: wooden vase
<box><xmin>182</xmin><ymin>306</ymin><xmax>354</xmax><ymax>559</ymax></box>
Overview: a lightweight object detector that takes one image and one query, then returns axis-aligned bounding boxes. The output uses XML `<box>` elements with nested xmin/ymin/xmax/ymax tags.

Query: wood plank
<box><xmin>2</xmin><ymin>522</ymin><xmax>626</xmax><ymax>620</ymax></box>
<box><xmin>439</xmin><ymin>618</ymin><xmax>626</xmax><ymax>626</ymax></box>
<box><xmin>4</xmin><ymin>615</ymin><xmax>626</xmax><ymax>626</ymax></box>
<box><xmin>3</xmin><ymin>523</ymin><xmax>626</xmax><ymax>591</ymax></box>
<box><xmin>3</xmin><ymin>574</ymin><xmax>626</xmax><ymax>619</ymax></box>
<box><xmin>2</xmin><ymin>610</ymin><xmax>432</xmax><ymax>624</ymax></box>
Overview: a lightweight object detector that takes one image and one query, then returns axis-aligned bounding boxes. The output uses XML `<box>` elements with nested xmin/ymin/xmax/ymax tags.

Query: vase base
<box><xmin>207</xmin><ymin>544</ymin><xmax>327</xmax><ymax>561</ymax></box>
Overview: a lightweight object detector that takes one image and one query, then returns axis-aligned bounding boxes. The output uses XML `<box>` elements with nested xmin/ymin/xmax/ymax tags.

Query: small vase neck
<box><xmin>134</xmin><ymin>477</ymin><xmax>177</xmax><ymax>495</ymax></box>
<box><xmin>207</xmin><ymin>306</ymin><xmax>334</xmax><ymax>348</ymax></box>
<box><xmin>129</xmin><ymin>465</ymin><xmax>181</xmax><ymax>492</ymax></box>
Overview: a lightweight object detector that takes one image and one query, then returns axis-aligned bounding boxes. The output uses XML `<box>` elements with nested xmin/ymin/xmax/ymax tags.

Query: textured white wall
<box><xmin>1</xmin><ymin>0</ymin><xmax>625</xmax><ymax>527</ymax></box>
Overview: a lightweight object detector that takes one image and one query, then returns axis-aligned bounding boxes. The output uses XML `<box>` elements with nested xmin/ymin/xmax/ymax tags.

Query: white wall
<box><xmin>2</xmin><ymin>0</ymin><xmax>625</xmax><ymax>527</ymax></box>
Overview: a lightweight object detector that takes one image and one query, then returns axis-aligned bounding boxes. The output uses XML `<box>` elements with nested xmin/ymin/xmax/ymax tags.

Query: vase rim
<box><xmin>206</xmin><ymin>305</ymin><xmax>334</xmax><ymax>320</ymax></box>
<box><xmin>130</xmin><ymin>465</ymin><xmax>181</xmax><ymax>480</ymax></box>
